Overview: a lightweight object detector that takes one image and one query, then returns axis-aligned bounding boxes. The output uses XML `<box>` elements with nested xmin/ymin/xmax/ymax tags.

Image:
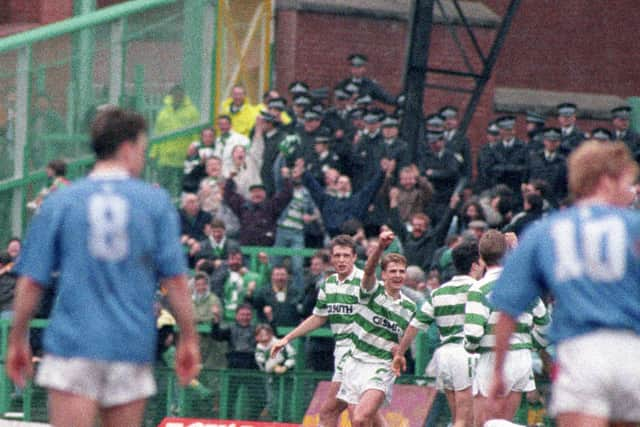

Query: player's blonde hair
<box><xmin>568</xmin><ymin>141</ymin><xmax>639</xmax><ymax>199</ymax></box>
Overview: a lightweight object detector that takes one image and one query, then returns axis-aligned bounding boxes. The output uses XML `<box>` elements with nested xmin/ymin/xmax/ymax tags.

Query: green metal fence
<box><xmin>0</xmin><ymin>0</ymin><xmax>216</xmax><ymax>244</ymax></box>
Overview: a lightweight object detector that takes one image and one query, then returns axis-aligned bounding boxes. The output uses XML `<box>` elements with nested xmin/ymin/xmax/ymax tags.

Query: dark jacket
<box><xmin>249</xmin><ymin>285</ymin><xmax>303</xmax><ymax>327</ymax></box>
<box><xmin>179</xmin><ymin>209</ymin><xmax>213</xmax><ymax>241</ymax></box>
<box><xmin>303</xmin><ymin>170</ymin><xmax>385</xmax><ymax>237</ymax></box>
<box><xmin>224</xmin><ymin>178</ymin><xmax>293</xmax><ymax>246</ymax></box>
<box><xmin>389</xmin><ymin>204</ymin><xmax>456</xmax><ymax>272</ymax></box>
<box><xmin>211</xmin><ymin>321</ymin><xmax>258</xmax><ymax>369</ymax></box>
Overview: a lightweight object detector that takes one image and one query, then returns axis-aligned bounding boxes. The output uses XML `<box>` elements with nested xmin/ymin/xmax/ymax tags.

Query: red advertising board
<box><xmin>158</xmin><ymin>419</ymin><xmax>298</xmax><ymax>427</ymax></box>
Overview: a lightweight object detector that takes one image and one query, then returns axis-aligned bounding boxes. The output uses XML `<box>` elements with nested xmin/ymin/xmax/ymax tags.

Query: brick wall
<box><xmin>274</xmin><ymin>3</ymin><xmax>629</xmax><ymax>163</ymax></box>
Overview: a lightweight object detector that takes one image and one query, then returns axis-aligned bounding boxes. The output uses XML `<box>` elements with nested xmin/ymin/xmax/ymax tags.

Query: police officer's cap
<box><xmin>293</xmin><ymin>95</ymin><xmax>312</xmax><ymax>106</ymax></box>
<box><xmin>314</xmin><ymin>128</ymin><xmax>332</xmax><ymax>144</ymax></box>
<box><xmin>259</xmin><ymin>110</ymin><xmax>277</xmax><ymax>123</ymax></box>
<box><xmin>439</xmin><ymin>106</ymin><xmax>458</xmax><ymax>119</ymax></box>
<box><xmin>487</xmin><ymin>121</ymin><xmax>500</xmax><ymax>135</ymax></box>
<box><xmin>303</xmin><ymin>110</ymin><xmax>322</xmax><ymax>121</ymax></box>
<box><xmin>526</xmin><ymin>111</ymin><xmax>546</xmax><ymax>125</ymax></box>
<box><xmin>590</xmin><ymin>127</ymin><xmax>612</xmax><ymax>141</ymax></box>
<box><xmin>496</xmin><ymin>115</ymin><xmax>516</xmax><ymax>130</ymax></box>
<box><xmin>267</xmin><ymin>97</ymin><xmax>287</xmax><ymax>111</ymax></box>
<box><xmin>542</xmin><ymin>127</ymin><xmax>562</xmax><ymax>141</ymax></box>
<box><xmin>311</xmin><ymin>87</ymin><xmax>329</xmax><ymax>101</ymax></box>
<box><xmin>350</xmin><ymin>109</ymin><xmax>365</xmax><ymax>120</ymax></box>
<box><xmin>343</xmin><ymin>82</ymin><xmax>359</xmax><ymax>95</ymax></box>
<box><xmin>334</xmin><ymin>88</ymin><xmax>350</xmax><ymax>100</ymax></box>
<box><xmin>426</xmin><ymin>130</ymin><xmax>445</xmax><ymax>143</ymax></box>
<box><xmin>363</xmin><ymin>111</ymin><xmax>381</xmax><ymax>124</ymax></box>
<box><xmin>425</xmin><ymin>113</ymin><xmax>445</xmax><ymax>129</ymax></box>
<box><xmin>381</xmin><ymin>116</ymin><xmax>399</xmax><ymax>128</ymax></box>
<box><xmin>348</xmin><ymin>53</ymin><xmax>368</xmax><ymax>67</ymax></box>
<box><xmin>311</xmin><ymin>103</ymin><xmax>324</xmax><ymax>115</ymax></box>
<box><xmin>556</xmin><ymin>102</ymin><xmax>577</xmax><ymax>117</ymax></box>
<box><xmin>611</xmin><ymin>105</ymin><xmax>632</xmax><ymax>120</ymax></box>
<box><xmin>355</xmin><ymin>94</ymin><xmax>373</xmax><ymax>106</ymax></box>
<box><xmin>288</xmin><ymin>81</ymin><xmax>310</xmax><ymax>95</ymax></box>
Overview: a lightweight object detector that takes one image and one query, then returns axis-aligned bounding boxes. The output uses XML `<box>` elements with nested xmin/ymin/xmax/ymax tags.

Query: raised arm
<box><xmin>362</xmin><ymin>230</ymin><xmax>395</xmax><ymax>291</ymax></box>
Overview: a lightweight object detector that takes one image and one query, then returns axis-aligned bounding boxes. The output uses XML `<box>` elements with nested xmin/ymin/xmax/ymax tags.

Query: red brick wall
<box><xmin>9</xmin><ymin>0</ymin><xmax>41</xmax><ymax>22</ymax></box>
<box><xmin>274</xmin><ymin>5</ymin><xmax>626</xmax><ymax>163</ymax></box>
<box><xmin>485</xmin><ymin>0</ymin><xmax>640</xmax><ymax>97</ymax></box>
<box><xmin>274</xmin><ymin>11</ymin><xmax>499</xmax><ymax>159</ymax></box>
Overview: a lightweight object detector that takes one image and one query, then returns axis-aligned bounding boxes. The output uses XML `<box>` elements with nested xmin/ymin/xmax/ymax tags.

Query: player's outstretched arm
<box><xmin>488</xmin><ymin>311</ymin><xmax>517</xmax><ymax>403</ymax></box>
<box><xmin>362</xmin><ymin>230</ymin><xmax>395</xmax><ymax>291</ymax></box>
<box><xmin>270</xmin><ymin>314</ymin><xmax>327</xmax><ymax>358</ymax></box>
<box><xmin>7</xmin><ymin>277</ymin><xmax>43</xmax><ymax>387</ymax></box>
<box><xmin>391</xmin><ymin>325</ymin><xmax>418</xmax><ymax>376</ymax></box>
<box><xmin>164</xmin><ymin>275</ymin><xmax>201</xmax><ymax>386</ymax></box>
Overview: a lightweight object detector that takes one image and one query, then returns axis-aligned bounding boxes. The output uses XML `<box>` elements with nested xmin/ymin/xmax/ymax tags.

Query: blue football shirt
<box><xmin>16</xmin><ymin>171</ymin><xmax>186</xmax><ymax>363</ymax></box>
<box><xmin>491</xmin><ymin>204</ymin><xmax>640</xmax><ymax>344</ymax></box>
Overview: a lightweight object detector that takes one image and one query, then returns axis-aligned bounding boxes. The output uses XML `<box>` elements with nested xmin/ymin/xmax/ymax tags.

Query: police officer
<box><xmin>525</xmin><ymin>110</ymin><xmax>546</xmax><ymax>153</ymax></box>
<box><xmin>337</xmin><ymin>54</ymin><xmax>397</xmax><ymax>105</ymax></box>
<box><xmin>417</xmin><ymin>129</ymin><xmax>461</xmax><ymax>222</ymax></box>
<box><xmin>526</xmin><ymin>127</ymin><xmax>567</xmax><ymax>201</ymax></box>
<box><xmin>350</xmin><ymin>109</ymin><xmax>384</xmax><ymax>191</ymax></box>
<box><xmin>475</xmin><ymin>120</ymin><xmax>501</xmax><ymax>192</ymax></box>
<box><xmin>491</xmin><ymin>115</ymin><xmax>528</xmax><ymax>194</ymax></box>
<box><xmin>611</xmin><ymin>105</ymin><xmax>640</xmax><ymax>160</ymax></box>
<box><xmin>439</xmin><ymin>105</ymin><xmax>472</xmax><ymax>179</ymax></box>
<box><xmin>556</xmin><ymin>102</ymin><xmax>586</xmax><ymax>155</ymax></box>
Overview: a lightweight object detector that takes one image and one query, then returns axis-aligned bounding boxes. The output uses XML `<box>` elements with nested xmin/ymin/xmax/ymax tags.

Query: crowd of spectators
<box><xmin>3</xmin><ymin>53</ymin><xmax>640</xmax><ymax>399</ymax></box>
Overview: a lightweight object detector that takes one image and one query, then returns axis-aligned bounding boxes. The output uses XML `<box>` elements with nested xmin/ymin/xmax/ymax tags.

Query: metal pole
<box><xmin>458</xmin><ymin>0</ymin><xmax>521</xmax><ymax>137</ymax></box>
<box><xmin>401</xmin><ymin>0</ymin><xmax>436</xmax><ymax>159</ymax></box>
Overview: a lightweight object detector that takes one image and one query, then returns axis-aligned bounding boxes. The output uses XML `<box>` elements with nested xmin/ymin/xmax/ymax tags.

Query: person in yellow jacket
<box><xmin>219</xmin><ymin>85</ymin><xmax>259</xmax><ymax>137</ymax></box>
<box><xmin>151</xmin><ymin>85</ymin><xmax>200</xmax><ymax>195</ymax></box>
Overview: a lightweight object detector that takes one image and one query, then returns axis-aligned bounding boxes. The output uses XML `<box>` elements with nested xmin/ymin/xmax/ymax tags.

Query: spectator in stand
<box><xmin>0</xmin><ymin>251</ymin><xmax>17</xmax><ymax>320</ymax></box>
<box><xmin>249</xmin><ymin>266</ymin><xmax>302</xmax><ymax>328</ymax></box>
<box><xmin>191</xmin><ymin>272</ymin><xmax>224</xmax><ymax>370</ymax></box>
<box><xmin>302</xmin><ymin>159</ymin><xmax>389</xmax><ymax>237</ymax></box>
<box><xmin>196</xmin><ymin>219</ymin><xmax>237</xmax><ymax>267</ymax></box>
<box><xmin>151</xmin><ymin>85</ymin><xmax>200</xmax><ymax>195</ymax></box>
<box><xmin>211</xmin><ymin>303</ymin><xmax>261</xmax><ymax>418</ymax></box>
<box><xmin>208</xmin><ymin>247</ymin><xmax>261</xmax><ymax>322</ymax></box>
<box><xmin>6</xmin><ymin>238</ymin><xmax>20</xmax><ymax>262</ymax></box>
<box><xmin>274</xmin><ymin>170</ymin><xmax>319</xmax><ymax>290</ymax></box>
<box><xmin>389</xmin><ymin>165</ymin><xmax>434</xmax><ymax>224</ymax></box>
<box><xmin>211</xmin><ymin>302</ymin><xmax>258</xmax><ymax>369</ymax></box>
<box><xmin>450</xmin><ymin>199</ymin><xmax>487</xmax><ymax>236</ymax></box>
<box><xmin>351</xmin><ymin>110</ymin><xmax>384</xmax><ymax>192</ymax></box>
<box><xmin>197</xmin><ymin>156</ymin><xmax>225</xmax><ymax>215</ymax></box>
<box><xmin>27</xmin><ymin>159</ymin><xmax>71</xmax><ymax>212</ymax></box>
<box><xmin>254</xmin><ymin>323</ymin><xmax>296</xmax><ymax>419</ymax></box>
<box><xmin>403</xmin><ymin>265</ymin><xmax>428</xmax><ymax>304</ymax></box>
<box><xmin>224</xmin><ymin>158</ymin><xmax>297</xmax><ymax>247</ymax></box>
<box><xmin>183</xmin><ymin>127</ymin><xmax>216</xmax><ymax>193</ymax></box>
<box><xmin>502</xmin><ymin>192</ymin><xmax>544</xmax><ymax>236</ymax></box>
<box><xmin>389</xmin><ymin>193</ymin><xmax>460</xmax><ymax>273</ymax></box>
<box><xmin>297</xmin><ymin>110</ymin><xmax>326</xmax><ymax>161</ymax></box>
<box><xmin>213</xmin><ymin>114</ymin><xmax>250</xmax><ymax>173</ymax></box>
<box><xmin>179</xmin><ymin>192</ymin><xmax>212</xmax><ymax>243</ymax></box>
<box><xmin>222</xmin><ymin>127</ymin><xmax>265</xmax><ymax>199</ymax></box>
<box><xmin>219</xmin><ymin>84</ymin><xmax>259</xmax><ymax>137</ymax></box>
